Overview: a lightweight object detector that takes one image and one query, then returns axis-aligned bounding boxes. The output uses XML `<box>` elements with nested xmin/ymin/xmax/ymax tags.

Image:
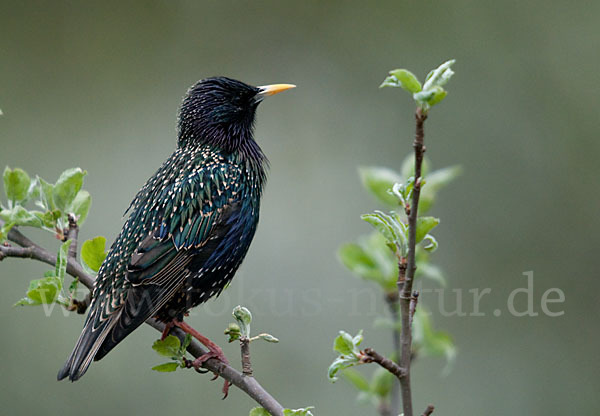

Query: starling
<box><xmin>57</xmin><ymin>77</ymin><xmax>295</xmax><ymax>383</ymax></box>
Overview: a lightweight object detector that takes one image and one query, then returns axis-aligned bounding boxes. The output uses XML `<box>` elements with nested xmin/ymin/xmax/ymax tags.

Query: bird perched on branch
<box><xmin>58</xmin><ymin>77</ymin><xmax>295</xmax><ymax>387</ymax></box>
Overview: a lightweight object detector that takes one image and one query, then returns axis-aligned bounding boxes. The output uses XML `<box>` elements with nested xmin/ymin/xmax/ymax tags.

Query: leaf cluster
<box><xmin>0</xmin><ymin>166</ymin><xmax>91</xmax><ymax>242</ymax></box>
<box><xmin>380</xmin><ymin>59</ymin><xmax>456</xmax><ymax>113</ymax></box>
<box><xmin>151</xmin><ymin>334</ymin><xmax>193</xmax><ymax>372</ymax></box>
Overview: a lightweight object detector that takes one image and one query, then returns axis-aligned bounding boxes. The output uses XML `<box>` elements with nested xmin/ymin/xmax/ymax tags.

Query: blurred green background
<box><xmin>1</xmin><ymin>1</ymin><xmax>599</xmax><ymax>415</ymax></box>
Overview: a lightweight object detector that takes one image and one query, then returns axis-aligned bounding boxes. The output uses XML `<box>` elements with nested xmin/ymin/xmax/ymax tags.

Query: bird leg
<box><xmin>160</xmin><ymin>321</ymin><xmax>175</xmax><ymax>341</ymax></box>
<box><xmin>174</xmin><ymin>320</ymin><xmax>231</xmax><ymax>398</ymax></box>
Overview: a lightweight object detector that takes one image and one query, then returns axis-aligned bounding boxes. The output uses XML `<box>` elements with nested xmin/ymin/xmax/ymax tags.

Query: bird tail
<box><xmin>58</xmin><ymin>286</ymin><xmax>164</xmax><ymax>380</ymax></box>
<box><xmin>57</xmin><ymin>312</ymin><xmax>119</xmax><ymax>382</ymax></box>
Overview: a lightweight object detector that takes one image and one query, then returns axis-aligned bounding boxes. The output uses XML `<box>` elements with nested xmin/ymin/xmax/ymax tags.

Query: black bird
<box><xmin>58</xmin><ymin>77</ymin><xmax>295</xmax><ymax>384</ymax></box>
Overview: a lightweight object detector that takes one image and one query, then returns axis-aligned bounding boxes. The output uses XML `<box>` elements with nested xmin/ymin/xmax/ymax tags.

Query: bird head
<box><xmin>177</xmin><ymin>77</ymin><xmax>295</xmax><ymax>151</ymax></box>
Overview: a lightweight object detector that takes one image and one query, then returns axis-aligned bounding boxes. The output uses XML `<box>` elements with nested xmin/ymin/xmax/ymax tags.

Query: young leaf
<box><xmin>152</xmin><ymin>335</ymin><xmax>181</xmax><ymax>358</ymax></box>
<box><xmin>328</xmin><ymin>355</ymin><xmax>361</xmax><ymax>382</ymax></box>
<box><xmin>422</xmin><ymin>59</ymin><xmax>456</xmax><ymax>91</ymax></box>
<box><xmin>416</xmin><ymin>262</ymin><xmax>446</xmax><ymax>286</ymax></box>
<box><xmin>362</xmin><ymin>211</ymin><xmax>407</xmax><ymax>255</ymax></box>
<box><xmin>151</xmin><ymin>362</ymin><xmax>179</xmax><ymax>372</ymax></box>
<box><xmin>225</xmin><ymin>323</ymin><xmax>241</xmax><ymax>342</ymax></box>
<box><xmin>81</xmin><ymin>236</ymin><xmax>107</xmax><ymax>272</ymax></box>
<box><xmin>333</xmin><ymin>331</ymin><xmax>356</xmax><ymax>355</ymax></box>
<box><xmin>249</xmin><ymin>408</ymin><xmax>271</xmax><ymax>416</ymax></box>
<box><xmin>38</xmin><ymin>177</ymin><xmax>56</xmax><ymax>211</ymax></box>
<box><xmin>413</xmin><ymin>309</ymin><xmax>456</xmax><ymax>373</ymax></box>
<box><xmin>0</xmin><ymin>206</ymin><xmax>44</xmax><ymax>228</ymax></box>
<box><xmin>428</xmin><ymin>86</ymin><xmax>448</xmax><ymax>106</ymax></box>
<box><xmin>233</xmin><ymin>305</ymin><xmax>252</xmax><ymax>337</ymax></box>
<box><xmin>358</xmin><ymin>167</ymin><xmax>403</xmax><ymax>207</ymax></box>
<box><xmin>3</xmin><ymin>167</ymin><xmax>31</xmax><ymax>204</ymax></box>
<box><xmin>257</xmin><ymin>333</ymin><xmax>279</xmax><ymax>343</ymax></box>
<box><xmin>342</xmin><ymin>368</ymin><xmax>370</xmax><ymax>392</ymax></box>
<box><xmin>0</xmin><ymin>221</ymin><xmax>15</xmax><ymax>243</ymax></box>
<box><xmin>416</xmin><ymin>217</ymin><xmax>440</xmax><ymax>244</ymax></box>
<box><xmin>388</xmin><ymin>69</ymin><xmax>422</xmax><ymax>93</ymax></box>
<box><xmin>53</xmin><ymin>168</ymin><xmax>86</xmax><ymax>211</ymax></box>
<box><xmin>371</xmin><ymin>367</ymin><xmax>394</xmax><ymax>398</ymax></box>
<box><xmin>283</xmin><ymin>407</ymin><xmax>315</xmax><ymax>416</ymax></box>
<box><xmin>56</xmin><ymin>239</ymin><xmax>71</xmax><ymax>281</ymax></box>
<box><xmin>17</xmin><ymin>275</ymin><xmax>62</xmax><ymax>305</ymax></box>
<box><xmin>422</xmin><ymin>234</ymin><xmax>439</xmax><ymax>252</ymax></box>
<box><xmin>181</xmin><ymin>333</ymin><xmax>193</xmax><ymax>351</ymax></box>
<box><xmin>69</xmin><ymin>190</ymin><xmax>91</xmax><ymax>225</ymax></box>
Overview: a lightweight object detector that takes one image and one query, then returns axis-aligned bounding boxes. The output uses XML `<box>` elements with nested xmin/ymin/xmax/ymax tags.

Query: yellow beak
<box><xmin>257</xmin><ymin>83</ymin><xmax>296</xmax><ymax>97</ymax></box>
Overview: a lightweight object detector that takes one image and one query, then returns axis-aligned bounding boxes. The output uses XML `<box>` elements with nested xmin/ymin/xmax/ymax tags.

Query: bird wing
<box><xmin>93</xmin><ymin>160</ymin><xmax>245</xmax><ymax>361</ymax></box>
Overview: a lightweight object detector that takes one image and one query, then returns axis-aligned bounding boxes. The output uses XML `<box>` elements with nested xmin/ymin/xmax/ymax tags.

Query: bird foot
<box><xmin>174</xmin><ymin>320</ymin><xmax>231</xmax><ymax>398</ymax></box>
<box><xmin>160</xmin><ymin>321</ymin><xmax>175</xmax><ymax>341</ymax></box>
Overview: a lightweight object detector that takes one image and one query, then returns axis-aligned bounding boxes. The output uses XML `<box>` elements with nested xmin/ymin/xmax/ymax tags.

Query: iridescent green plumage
<box><xmin>58</xmin><ymin>77</ymin><xmax>276</xmax><ymax>381</ymax></box>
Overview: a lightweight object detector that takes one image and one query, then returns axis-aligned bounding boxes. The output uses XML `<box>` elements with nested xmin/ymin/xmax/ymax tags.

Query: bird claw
<box><xmin>188</xmin><ymin>350</ymin><xmax>231</xmax><ymax>399</ymax></box>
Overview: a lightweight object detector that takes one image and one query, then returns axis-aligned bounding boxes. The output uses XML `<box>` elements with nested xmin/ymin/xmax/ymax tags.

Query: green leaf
<box><xmin>422</xmin><ymin>59</ymin><xmax>456</xmax><ymax>91</ymax></box>
<box><xmin>152</xmin><ymin>335</ymin><xmax>181</xmax><ymax>358</ymax></box>
<box><xmin>380</xmin><ymin>75</ymin><xmax>400</xmax><ymax>88</ymax></box>
<box><xmin>233</xmin><ymin>305</ymin><xmax>252</xmax><ymax>337</ymax></box>
<box><xmin>181</xmin><ymin>333</ymin><xmax>193</xmax><ymax>351</ymax></box>
<box><xmin>81</xmin><ymin>236</ymin><xmax>107</xmax><ymax>273</ymax></box>
<box><xmin>422</xmin><ymin>234</ymin><xmax>438</xmax><ymax>252</ymax></box>
<box><xmin>338</xmin><ymin>243</ymin><xmax>380</xmax><ymax>282</ymax></box>
<box><xmin>359</xmin><ymin>167</ymin><xmax>403</xmax><ymax>207</ymax></box>
<box><xmin>416</xmin><ymin>217</ymin><xmax>440</xmax><ymax>244</ymax></box>
<box><xmin>249</xmin><ymin>408</ymin><xmax>271</xmax><ymax>416</ymax></box>
<box><xmin>0</xmin><ymin>221</ymin><xmax>15</xmax><ymax>243</ymax></box>
<box><xmin>428</xmin><ymin>86</ymin><xmax>448</xmax><ymax>106</ymax></box>
<box><xmin>33</xmin><ymin>209</ymin><xmax>62</xmax><ymax>228</ymax></box>
<box><xmin>371</xmin><ymin>367</ymin><xmax>394</xmax><ymax>398</ymax></box>
<box><xmin>338</xmin><ymin>232</ymin><xmax>398</xmax><ymax>291</ymax></box>
<box><xmin>38</xmin><ymin>177</ymin><xmax>56</xmax><ymax>211</ymax></box>
<box><xmin>328</xmin><ymin>355</ymin><xmax>360</xmax><ymax>382</ymax></box>
<box><xmin>283</xmin><ymin>407</ymin><xmax>315</xmax><ymax>416</ymax></box>
<box><xmin>0</xmin><ymin>206</ymin><xmax>44</xmax><ymax>228</ymax></box>
<box><xmin>69</xmin><ymin>190</ymin><xmax>91</xmax><ymax>225</ymax></box>
<box><xmin>388</xmin><ymin>69</ymin><xmax>422</xmax><ymax>93</ymax></box>
<box><xmin>413</xmin><ymin>309</ymin><xmax>456</xmax><ymax>374</ymax></box>
<box><xmin>342</xmin><ymin>368</ymin><xmax>370</xmax><ymax>392</ymax></box>
<box><xmin>16</xmin><ymin>274</ymin><xmax>62</xmax><ymax>305</ymax></box>
<box><xmin>333</xmin><ymin>331</ymin><xmax>356</xmax><ymax>355</ymax></box>
<box><xmin>257</xmin><ymin>333</ymin><xmax>279</xmax><ymax>343</ymax></box>
<box><xmin>53</xmin><ymin>168</ymin><xmax>86</xmax><ymax>212</ymax></box>
<box><xmin>56</xmin><ymin>239</ymin><xmax>71</xmax><ymax>281</ymax></box>
<box><xmin>362</xmin><ymin>211</ymin><xmax>407</xmax><ymax>255</ymax></box>
<box><xmin>3</xmin><ymin>167</ymin><xmax>31</xmax><ymax>203</ymax></box>
<box><xmin>400</xmin><ymin>155</ymin><xmax>431</xmax><ymax>180</ymax></box>
<box><xmin>413</xmin><ymin>89</ymin><xmax>436</xmax><ymax>103</ymax></box>
<box><xmin>416</xmin><ymin>262</ymin><xmax>446</xmax><ymax>286</ymax></box>
<box><xmin>224</xmin><ymin>323</ymin><xmax>241</xmax><ymax>342</ymax></box>
<box><xmin>151</xmin><ymin>362</ymin><xmax>179</xmax><ymax>372</ymax></box>
<box><xmin>68</xmin><ymin>278</ymin><xmax>79</xmax><ymax>296</ymax></box>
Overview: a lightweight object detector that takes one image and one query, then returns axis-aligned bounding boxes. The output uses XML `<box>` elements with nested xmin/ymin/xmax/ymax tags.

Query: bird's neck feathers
<box><xmin>177</xmin><ymin>117</ymin><xmax>268</xmax><ymax>183</ymax></box>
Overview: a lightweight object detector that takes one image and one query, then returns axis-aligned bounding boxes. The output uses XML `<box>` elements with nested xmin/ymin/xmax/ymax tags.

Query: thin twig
<box><xmin>362</xmin><ymin>347</ymin><xmax>406</xmax><ymax>379</ymax></box>
<box><xmin>398</xmin><ymin>108</ymin><xmax>428</xmax><ymax>416</ymax></box>
<box><xmin>65</xmin><ymin>213</ymin><xmax>78</xmax><ymax>260</ymax></box>
<box><xmin>422</xmin><ymin>404</ymin><xmax>435</xmax><ymax>416</ymax></box>
<box><xmin>240</xmin><ymin>337</ymin><xmax>253</xmax><ymax>377</ymax></box>
<box><xmin>1</xmin><ymin>220</ymin><xmax>285</xmax><ymax>416</ymax></box>
<box><xmin>384</xmin><ymin>291</ymin><xmax>401</xmax><ymax>416</ymax></box>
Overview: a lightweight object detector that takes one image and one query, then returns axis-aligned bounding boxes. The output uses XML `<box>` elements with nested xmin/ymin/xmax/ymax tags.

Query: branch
<box><xmin>0</xmin><ymin>221</ymin><xmax>285</xmax><ymax>416</ymax></box>
<box><xmin>422</xmin><ymin>404</ymin><xmax>435</xmax><ymax>416</ymax></box>
<box><xmin>384</xmin><ymin>291</ymin><xmax>401</xmax><ymax>416</ymax></box>
<box><xmin>397</xmin><ymin>108</ymin><xmax>428</xmax><ymax>416</ymax></box>
<box><xmin>362</xmin><ymin>347</ymin><xmax>406</xmax><ymax>379</ymax></box>
<box><xmin>65</xmin><ymin>213</ymin><xmax>79</xmax><ymax>260</ymax></box>
<box><xmin>240</xmin><ymin>337</ymin><xmax>253</xmax><ymax>377</ymax></box>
